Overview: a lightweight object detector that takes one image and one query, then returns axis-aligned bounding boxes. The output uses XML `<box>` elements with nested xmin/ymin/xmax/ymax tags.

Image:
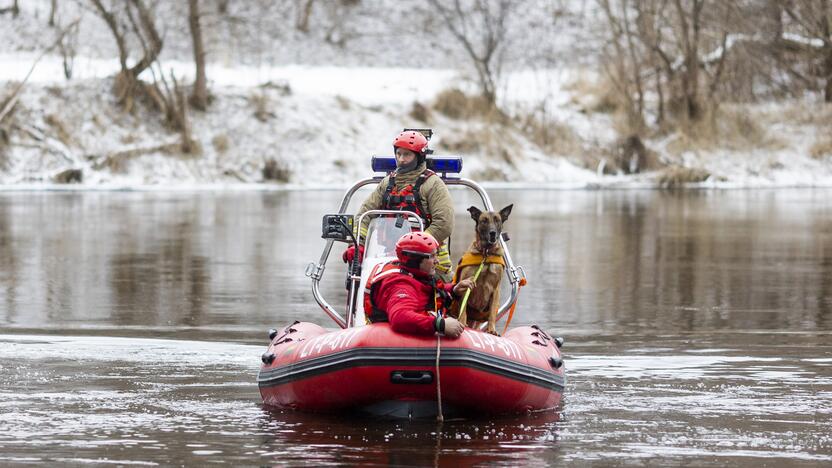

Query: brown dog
<box><xmin>449</xmin><ymin>204</ymin><xmax>513</xmax><ymax>335</ymax></box>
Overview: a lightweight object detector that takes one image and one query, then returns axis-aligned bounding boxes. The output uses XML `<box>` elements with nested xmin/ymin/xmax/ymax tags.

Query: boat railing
<box><xmin>305</xmin><ymin>159</ymin><xmax>526</xmax><ymax>330</ymax></box>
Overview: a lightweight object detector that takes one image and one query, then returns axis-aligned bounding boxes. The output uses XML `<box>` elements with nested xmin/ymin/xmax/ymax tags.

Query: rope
<box><xmin>435</xmin><ymin>255</ymin><xmax>490</xmax><ymax>421</ymax></box>
<box><xmin>435</xmin><ymin>334</ymin><xmax>443</xmax><ymax>422</ymax></box>
<box><xmin>458</xmin><ymin>256</ymin><xmax>487</xmax><ymax>319</ymax></box>
<box><xmin>501</xmin><ymin>277</ymin><xmax>527</xmax><ymax>335</ymax></box>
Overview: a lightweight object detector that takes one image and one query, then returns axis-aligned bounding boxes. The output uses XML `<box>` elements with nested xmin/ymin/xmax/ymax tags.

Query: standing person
<box><xmin>343</xmin><ymin>130</ymin><xmax>455</xmax><ymax>281</ymax></box>
<box><xmin>364</xmin><ymin>232</ymin><xmax>474</xmax><ymax>337</ymax></box>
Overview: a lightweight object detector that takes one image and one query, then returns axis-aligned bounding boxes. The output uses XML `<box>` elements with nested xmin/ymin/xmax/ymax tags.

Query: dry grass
<box><xmin>335</xmin><ymin>95</ymin><xmax>351</xmax><ymax>110</ymax></box>
<box><xmin>212</xmin><ymin>133</ymin><xmax>230</xmax><ymax>153</ymax></box>
<box><xmin>519</xmin><ymin>114</ymin><xmax>583</xmax><ymax>157</ymax></box>
<box><xmin>564</xmin><ymin>74</ymin><xmax>619</xmax><ymax>114</ymax></box>
<box><xmin>262</xmin><ymin>158</ymin><xmax>290</xmax><ymax>182</ymax></box>
<box><xmin>657</xmin><ymin>165</ymin><xmax>711</xmax><ymax>188</ymax></box>
<box><xmin>810</xmin><ymin>137</ymin><xmax>832</xmax><ymax>160</ymax></box>
<box><xmin>439</xmin><ymin>130</ymin><xmax>482</xmax><ymax>153</ymax></box>
<box><xmin>0</xmin><ymin>126</ymin><xmax>8</xmax><ymax>169</ymax></box>
<box><xmin>469</xmin><ymin>166</ymin><xmax>508</xmax><ymax>181</ymax></box>
<box><xmin>769</xmin><ymin>101</ymin><xmax>832</xmax><ymax>126</ymax></box>
<box><xmin>665</xmin><ymin>105</ymin><xmax>785</xmax><ymax>155</ymax></box>
<box><xmin>259</xmin><ymin>80</ymin><xmax>292</xmax><ymax>96</ymax></box>
<box><xmin>44</xmin><ymin>114</ymin><xmax>73</xmax><ymax>147</ymax></box>
<box><xmin>250</xmin><ymin>92</ymin><xmax>275</xmax><ymax>122</ymax></box>
<box><xmin>52</xmin><ymin>168</ymin><xmax>83</xmax><ymax>184</ymax></box>
<box><xmin>409</xmin><ymin>101</ymin><xmax>431</xmax><ymax>123</ymax></box>
<box><xmin>432</xmin><ymin>88</ymin><xmax>506</xmax><ymax>121</ymax></box>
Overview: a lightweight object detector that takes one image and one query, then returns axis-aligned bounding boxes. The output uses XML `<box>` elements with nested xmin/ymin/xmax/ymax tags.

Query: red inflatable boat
<box><xmin>259</xmin><ymin>148</ymin><xmax>566</xmax><ymax>418</ymax></box>
<box><xmin>258</xmin><ymin>321</ymin><xmax>564</xmax><ymax>418</ymax></box>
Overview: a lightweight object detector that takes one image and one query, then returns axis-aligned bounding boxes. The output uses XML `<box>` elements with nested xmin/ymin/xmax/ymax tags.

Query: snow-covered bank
<box><xmin>1</xmin><ymin>62</ymin><xmax>831</xmax><ymax>189</ymax></box>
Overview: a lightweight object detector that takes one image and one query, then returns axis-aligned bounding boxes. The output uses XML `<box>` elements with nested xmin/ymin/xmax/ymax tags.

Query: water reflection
<box><xmin>255</xmin><ymin>407</ymin><xmax>561</xmax><ymax>467</ymax></box>
<box><xmin>2</xmin><ymin>189</ymin><xmax>832</xmax><ymax>465</ymax></box>
<box><xmin>1</xmin><ymin>190</ymin><xmax>831</xmax><ymax>335</ymax></box>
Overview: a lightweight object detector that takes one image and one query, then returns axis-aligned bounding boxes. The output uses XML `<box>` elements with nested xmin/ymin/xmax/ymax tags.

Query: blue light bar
<box><xmin>371</xmin><ymin>156</ymin><xmax>463</xmax><ymax>174</ymax></box>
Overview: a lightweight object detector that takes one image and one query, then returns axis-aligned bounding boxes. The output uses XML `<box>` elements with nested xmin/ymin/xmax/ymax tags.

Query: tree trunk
<box><xmin>188</xmin><ymin>0</ymin><xmax>209</xmax><ymax>110</ymax></box>
<box><xmin>12</xmin><ymin>0</ymin><xmax>19</xmax><ymax>17</ymax></box>
<box><xmin>126</xmin><ymin>0</ymin><xmax>163</xmax><ymax>79</ymax></box>
<box><xmin>655</xmin><ymin>65</ymin><xmax>665</xmax><ymax>125</ymax></box>
<box><xmin>48</xmin><ymin>0</ymin><xmax>57</xmax><ymax>26</ymax></box>
<box><xmin>296</xmin><ymin>0</ymin><xmax>314</xmax><ymax>32</ymax></box>
<box><xmin>825</xmin><ymin>48</ymin><xmax>832</xmax><ymax>102</ymax></box>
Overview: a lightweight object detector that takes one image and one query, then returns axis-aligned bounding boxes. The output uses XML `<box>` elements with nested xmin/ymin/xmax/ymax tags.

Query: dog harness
<box><xmin>381</xmin><ymin>170</ymin><xmax>436</xmax><ymax>228</ymax></box>
<box><xmin>364</xmin><ymin>261</ymin><xmax>451</xmax><ymax>323</ymax></box>
<box><xmin>452</xmin><ymin>252</ymin><xmax>506</xmax><ymax>283</ymax></box>
<box><xmin>454</xmin><ymin>251</ymin><xmax>506</xmax><ymax>321</ymax></box>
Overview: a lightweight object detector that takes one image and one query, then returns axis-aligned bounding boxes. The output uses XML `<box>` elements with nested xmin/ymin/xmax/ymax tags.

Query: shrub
<box><xmin>263</xmin><ymin>158</ymin><xmax>290</xmax><ymax>182</ymax></box>
<box><xmin>657</xmin><ymin>166</ymin><xmax>710</xmax><ymax>188</ymax></box>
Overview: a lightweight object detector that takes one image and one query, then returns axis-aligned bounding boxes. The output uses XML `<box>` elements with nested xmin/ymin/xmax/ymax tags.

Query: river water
<box><xmin>1</xmin><ymin>189</ymin><xmax>830</xmax><ymax>466</ymax></box>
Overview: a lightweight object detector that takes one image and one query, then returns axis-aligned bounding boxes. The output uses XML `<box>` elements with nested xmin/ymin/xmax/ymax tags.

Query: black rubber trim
<box><xmin>257</xmin><ymin>347</ymin><xmax>566</xmax><ymax>391</ymax></box>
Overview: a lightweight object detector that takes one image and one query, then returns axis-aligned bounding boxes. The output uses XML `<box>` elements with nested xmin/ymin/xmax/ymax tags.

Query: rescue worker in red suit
<box><xmin>365</xmin><ymin>232</ymin><xmax>474</xmax><ymax>338</ymax></box>
<box><xmin>344</xmin><ymin>130</ymin><xmax>455</xmax><ymax>281</ymax></box>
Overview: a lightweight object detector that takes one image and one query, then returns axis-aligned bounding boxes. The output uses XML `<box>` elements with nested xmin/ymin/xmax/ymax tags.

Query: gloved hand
<box><xmin>440</xmin><ymin>317</ymin><xmax>464</xmax><ymax>338</ymax></box>
<box><xmin>342</xmin><ymin>245</ymin><xmax>365</xmax><ymax>263</ymax></box>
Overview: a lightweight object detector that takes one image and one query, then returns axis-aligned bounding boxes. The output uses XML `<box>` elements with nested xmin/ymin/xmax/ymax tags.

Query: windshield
<box><xmin>363</xmin><ymin>216</ymin><xmax>415</xmax><ymax>260</ymax></box>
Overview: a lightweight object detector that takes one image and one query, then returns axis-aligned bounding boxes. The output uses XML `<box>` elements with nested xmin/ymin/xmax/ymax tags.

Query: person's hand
<box><xmin>452</xmin><ymin>278</ymin><xmax>476</xmax><ymax>297</ymax></box>
<box><xmin>342</xmin><ymin>245</ymin><xmax>365</xmax><ymax>263</ymax></box>
<box><xmin>442</xmin><ymin>317</ymin><xmax>464</xmax><ymax>338</ymax></box>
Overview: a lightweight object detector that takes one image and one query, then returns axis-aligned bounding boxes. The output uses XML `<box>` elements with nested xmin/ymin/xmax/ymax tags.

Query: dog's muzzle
<box><xmin>488</xmin><ymin>231</ymin><xmax>498</xmax><ymax>244</ymax></box>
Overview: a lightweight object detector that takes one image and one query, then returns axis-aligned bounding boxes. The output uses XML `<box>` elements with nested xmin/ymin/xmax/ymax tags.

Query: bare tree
<box><xmin>427</xmin><ymin>0</ymin><xmax>514</xmax><ymax>106</ymax></box>
<box><xmin>90</xmin><ymin>0</ymin><xmax>163</xmax><ymax>111</ymax></box>
<box><xmin>0</xmin><ymin>0</ymin><xmax>19</xmax><ymax>17</ymax></box>
<box><xmin>49</xmin><ymin>0</ymin><xmax>57</xmax><ymax>26</ymax></box>
<box><xmin>217</xmin><ymin>0</ymin><xmax>229</xmax><ymax>15</ymax></box>
<box><xmin>295</xmin><ymin>0</ymin><xmax>315</xmax><ymax>33</ymax></box>
<box><xmin>59</xmin><ymin>20</ymin><xmax>79</xmax><ymax>79</ymax></box>
<box><xmin>599</xmin><ymin>0</ymin><xmax>649</xmax><ymax>133</ymax></box>
<box><xmin>777</xmin><ymin>0</ymin><xmax>832</xmax><ymax>102</ymax></box>
<box><xmin>90</xmin><ymin>0</ymin><xmax>196</xmax><ymax>152</ymax></box>
<box><xmin>598</xmin><ymin>0</ymin><xmax>738</xmax><ymax>129</ymax></box>
<box><xmin>189</xmin><ymin>0</ymin><xmax>209</xmax><ymax>110</ymax></box>
<box><xmin>321</xmin><ymin>0</ymin><xmax>361</xmax><ymax>48</ymax></box>
<box><xmin>0</xmin><ymin>19</ymin><xmax>80</xmax><ymax>125</ymax></box>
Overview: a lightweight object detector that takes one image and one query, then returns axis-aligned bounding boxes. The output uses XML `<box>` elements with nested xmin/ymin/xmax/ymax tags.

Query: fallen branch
<box><xmin>88</xmin><ymin>141</ymin><xmax>181</xmax><ymax>170</ymax></box>
<box><xmin>0</xmin><ymin>18</ymin><xmax>80</xmax><ymax>125</ymax></box>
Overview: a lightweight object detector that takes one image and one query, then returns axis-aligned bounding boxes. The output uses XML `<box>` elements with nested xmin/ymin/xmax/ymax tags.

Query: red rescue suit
<box><xmin>364</xmin><ymin>262</ymin><xmax>454</xmax><ymax>336</ymax></box>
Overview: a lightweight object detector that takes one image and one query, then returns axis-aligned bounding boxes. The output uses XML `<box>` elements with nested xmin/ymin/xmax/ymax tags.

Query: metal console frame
<box><xmin>305</xmin><ymin>175</ymin><xmax>526</xmax><ymax>330</ymax></box>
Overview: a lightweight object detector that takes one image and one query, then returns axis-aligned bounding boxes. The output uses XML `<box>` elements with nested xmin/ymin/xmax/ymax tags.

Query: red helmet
<box><xmin>395</xmin><ymin>232</ymin><xmax>438</xmax><ymax>265</ymax></box>
<box><xmin>393</xmin><ymin>131</ymin><xmax>429</xmax><ymax>156</ymax></box>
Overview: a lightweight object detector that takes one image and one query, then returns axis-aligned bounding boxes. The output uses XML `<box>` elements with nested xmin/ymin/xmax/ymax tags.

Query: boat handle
<box><xmin>390</xmin><ymin>370</ymin><xmax>434</xmax><ymax>384</ymax></box>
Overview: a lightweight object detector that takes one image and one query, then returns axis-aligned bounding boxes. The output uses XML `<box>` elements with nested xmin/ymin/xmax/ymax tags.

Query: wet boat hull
<box><xmin>258</xmin><ymin>322</ymin><xmax>565</xmax><ymax>418</ymax></box>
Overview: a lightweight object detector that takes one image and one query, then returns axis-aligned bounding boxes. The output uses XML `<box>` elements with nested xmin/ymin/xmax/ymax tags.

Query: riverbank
<box><xmin>2</xmin><ymin>59</ymin><xmax>831</xmax><ymax>189</ymax></box>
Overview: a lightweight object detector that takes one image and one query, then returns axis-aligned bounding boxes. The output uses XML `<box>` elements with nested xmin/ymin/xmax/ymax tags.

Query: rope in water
<box><xmin>435</xmin><ymin>335</ymin><xmax>443</xmax><ymax>422</ymax></box>
<box><xmin>436</xmin><ymin>257</ymin><xmax>487</xmax><ymax>421</ymax></box>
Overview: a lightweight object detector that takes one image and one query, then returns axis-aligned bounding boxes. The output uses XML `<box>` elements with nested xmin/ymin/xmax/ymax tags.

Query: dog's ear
<box><xmin>467</xmin><ymin>206</ymin><xmax>482</xmax><ymax>222</ymax></box>
<box><xmin>498</xmin><ymin>204</ymin><xmax>513</xmax><ymax>222</ymax></box>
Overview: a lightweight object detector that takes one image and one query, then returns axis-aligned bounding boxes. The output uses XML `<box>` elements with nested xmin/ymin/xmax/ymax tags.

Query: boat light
<box><xmin>371</xmin><ymin>156</ymin><xmax>463</xmax><ymax>174</ymax></box>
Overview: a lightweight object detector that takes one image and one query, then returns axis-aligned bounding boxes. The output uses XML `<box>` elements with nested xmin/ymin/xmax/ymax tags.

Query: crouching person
<box><xmin>364</xmin><ymin>232</ymin><xmax>474</xmax><ymax>338</ymax></box>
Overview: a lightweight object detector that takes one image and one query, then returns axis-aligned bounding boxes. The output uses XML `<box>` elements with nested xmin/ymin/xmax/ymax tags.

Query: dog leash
<box><xmin>458</xmin><ymin>256</ymin><xmax>488</xmax><ymax>319</ymax></box>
